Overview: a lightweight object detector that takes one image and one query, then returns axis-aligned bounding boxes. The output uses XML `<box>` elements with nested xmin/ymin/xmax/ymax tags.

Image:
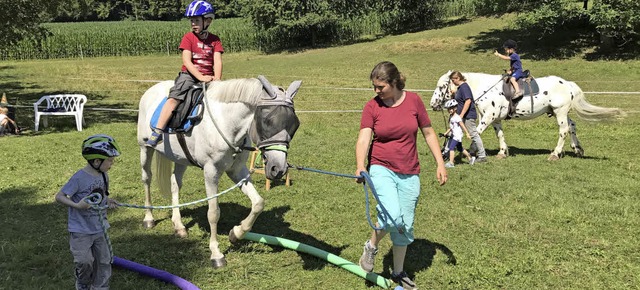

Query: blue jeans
<box><xmin>369</xmin><ymin>165</ymin><xmax>421</xmax><ymax>246</ymax></box>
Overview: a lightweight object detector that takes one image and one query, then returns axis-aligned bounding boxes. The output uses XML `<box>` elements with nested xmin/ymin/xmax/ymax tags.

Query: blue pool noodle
<box><xmin>113</xmin><ymin>256</ymin><xmax>199</xmax><ymax>290</ymax></box>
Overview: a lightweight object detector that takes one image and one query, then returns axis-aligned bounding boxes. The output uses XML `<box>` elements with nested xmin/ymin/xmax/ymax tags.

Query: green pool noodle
<box><xmin>243</xmin><ymin>232</ymin><xmax>392</xmax><ymax>289</ymax></box>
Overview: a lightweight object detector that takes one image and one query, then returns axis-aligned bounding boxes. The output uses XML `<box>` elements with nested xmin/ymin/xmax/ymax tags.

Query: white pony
<box><xmin>137</xmin><ymin>76</ymin><xmax>301</xmax><ymax>268</ymax></box>
<box><xmin>430</xmin><ymin>71</ymin><xmax>624</xmax><ymax>160</ymax></box>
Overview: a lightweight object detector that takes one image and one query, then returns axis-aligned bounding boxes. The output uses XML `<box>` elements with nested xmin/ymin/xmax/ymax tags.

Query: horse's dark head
<box><xmin>430</xmin><ymin>70</ymin><xmax>454</xmax><ymax>111</ymax></box>
<box><xmin>252</xmin><ymin>75</ymin><xmax>301</xmax><ymax>180</ymax></box>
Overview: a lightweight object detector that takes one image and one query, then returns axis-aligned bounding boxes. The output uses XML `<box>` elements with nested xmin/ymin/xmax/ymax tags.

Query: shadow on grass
<box><xmin>484</xmin><ymin>146</ymin><xmax>608</xmax><ymax>160</ymax></box>
<box><xmin>374</xmin><ymin>239</ymin><xmax>456</xmax><ymax>283</ymax></box>
<box><xmin>465</xmin><ymin>17</ymin><xmax>640</xmax><ymax>61</ymax></box>
<box><xmin>181</xmin><ymin>203</ymin><xmax>348</xmax><ymax>271</ymax></box>
<box><xmin>0</xmin><ymin>186</ymin><xmax>76</xmax><ymax>287</ymax></box>
<box><xmin>1</xmin><ymin>66</ymin><xmax>138</xmax><ymax>134</ymax></box>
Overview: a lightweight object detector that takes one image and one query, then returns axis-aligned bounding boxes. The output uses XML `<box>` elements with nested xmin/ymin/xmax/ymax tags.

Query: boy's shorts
<box><xmin>511</xmin><ymin>70</ymin><xmax>524</xmax><ymax>80</ymax></box>
<box><xmin>168</xmin><ymin>72</ymin><xmax>198</xmax><ymax>101</ymax></box>
<box><xmin>448</xmin><ymin>139</ymin><xmax>464</xmax><ymax>152</ymax></box>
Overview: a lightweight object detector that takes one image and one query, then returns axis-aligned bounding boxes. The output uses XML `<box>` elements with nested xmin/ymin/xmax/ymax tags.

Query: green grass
<box><xmin>1</xmin><ymin>17</ymin><xmax>639</xmax><ymax>289</ymax></box>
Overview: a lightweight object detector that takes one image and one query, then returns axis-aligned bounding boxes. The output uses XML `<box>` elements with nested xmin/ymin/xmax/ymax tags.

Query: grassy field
<box><xmin>1</xmin><ymin>17</ymin><xmax>639</xmax><ymax>289</ymax></box>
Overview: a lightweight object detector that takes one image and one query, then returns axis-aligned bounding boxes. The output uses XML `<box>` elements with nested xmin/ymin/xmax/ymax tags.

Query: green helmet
<box><xmin>82</xmin><ymin>134</ymin><xmax>121</xmax><ymax>161</ymax></box>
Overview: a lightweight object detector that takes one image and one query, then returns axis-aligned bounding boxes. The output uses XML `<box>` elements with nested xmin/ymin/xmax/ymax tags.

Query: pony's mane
<box><xmin>205</xmin><ymin>78</ymin><xmax>264</xmax><ymax>104</ymax></box>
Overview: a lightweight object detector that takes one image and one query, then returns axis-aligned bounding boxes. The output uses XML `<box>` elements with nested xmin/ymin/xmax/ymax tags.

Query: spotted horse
<box><xmin>430</xmin><ymin>71</ymin><xmax>625</xmax><ymax>160</ymax></box>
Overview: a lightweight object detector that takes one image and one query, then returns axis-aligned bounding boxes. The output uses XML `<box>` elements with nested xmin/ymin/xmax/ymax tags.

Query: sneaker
<box><xmin>475</xmin><ymin>157</ymin><xmax>488</xmax><ymax>163</ymax></box>
<box><xmin>391</xmin><ymin>271</ymin><xmax>418</xmax><ymax>290</ymax></box>
<box><xmin>469</xmin><ymin>157</ymin><xmax>476</xmax><ymax>165</ymax></box>
<box><xmin>145</xmin><ymin>130</ymin><xmax>163</xmax><ymax>147</ymax></box>
<box><xmin>444</xmin><ymin>162</ymin><xmax>455</xmax><ymax>168</ymax></box>
<box><xmin>359</xmin><ymin>240</ymin><xmax>377</xmax><ymax>272</ymax></box>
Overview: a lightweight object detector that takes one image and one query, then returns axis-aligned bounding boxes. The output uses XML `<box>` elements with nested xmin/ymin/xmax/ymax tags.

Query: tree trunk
<box><xmin>583</xmin><ymin>0</ymin><xmax>588</xmax><ymax>9</ymax></box>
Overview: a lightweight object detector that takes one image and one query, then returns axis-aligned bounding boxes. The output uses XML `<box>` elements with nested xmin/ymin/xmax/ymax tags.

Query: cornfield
<box><xmin>0</xmin><ymin>5</ymin><xmax>475</xmax><ymax>61</ymax></box>
<box><xmin>0</xmin><ymin>18</ymin><xmax>258</xmax><ymax>60</ymax></box>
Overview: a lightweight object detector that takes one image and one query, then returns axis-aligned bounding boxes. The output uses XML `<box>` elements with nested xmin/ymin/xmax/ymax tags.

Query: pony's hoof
<box><xmin>229</xmin><ymin>229</ymin><xmax>239</xmax><ymax>244</ymax></box>
<box><xmin>211</xmin><ymin>257</ymin><xmax>227</xmax><ymax>269</ymax></box>
<box><xmin>575</xmin><ymin>147</ymin><xmax>584</xmax><ymax>158</ymax></box>
<box><xmin>229</xmin><ymin>227</ymin><xmax>246</xmax><ymax>244</ymax></box>
<box><xmin>496</xmin><ymin>153</ymin><xmax>507</xmax><ymax>159</ymax></box>
<box><xmin>175</xmin><ymin>228</ymin><xmax>188</xmax><ymax>238</ymax></box>
<box><xmin>548</xmin><ymin>154</ymin><xmax>560</xmax><ymax>161</ymax></box>
<box><xmin>142</xmin><ymin>220</ymin><xmax>156</xmax><ymax>229</ymax></box>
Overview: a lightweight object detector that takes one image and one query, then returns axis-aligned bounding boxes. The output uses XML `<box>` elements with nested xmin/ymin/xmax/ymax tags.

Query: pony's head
<box><xmin>430</xmin><ymin>70</ymin><xmax>454</xmax><ymax>111</ymax></box>
<box><xmin>252</xmin><ymin>75</ymin><xmax>301</xmax><ymax>180</ymax></box>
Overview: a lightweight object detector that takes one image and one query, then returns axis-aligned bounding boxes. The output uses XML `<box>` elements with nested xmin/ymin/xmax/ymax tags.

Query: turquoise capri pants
<box><xmin>369</xmin><ymin>164</ymin><xmax>421</xmax><ymax>246</ymax></box>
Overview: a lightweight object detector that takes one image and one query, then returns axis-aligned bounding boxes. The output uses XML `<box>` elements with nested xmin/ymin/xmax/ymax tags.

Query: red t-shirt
<box><xmin>179</xmin><ymin>32</ymin><xmax>224</xmax><ymax>76</ymax></box>
<box><xmin>360</xmin><ymin>91</ymin><xmax>431</xmax><ymax>175</ymax></box>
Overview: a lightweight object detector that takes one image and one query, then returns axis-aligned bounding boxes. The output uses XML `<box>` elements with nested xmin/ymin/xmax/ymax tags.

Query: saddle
<box><xmin>502</xmin><ymin>70</ymin><xmax>539</xmax><ymax>118</ymax></box>
<box><xmin>150</xmin><ymin>84</ymin><xmax>205</xmax><ymax>134</ymax></box>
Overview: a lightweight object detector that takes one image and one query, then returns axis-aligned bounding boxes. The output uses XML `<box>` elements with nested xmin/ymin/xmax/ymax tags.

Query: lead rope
<box><xmin>83</xmin><ymin>193</ymin><xmax>114</xmax><ymax>263</ymax></box>
<box><xmin>288</xmin><ymin>164</ymin><xmax>406</xmax><ymax>235</ymax></box>
<box><xmin>84</xmin><ymin>173</ymin><xmax>252</xmax><ymax>261</ymax></box>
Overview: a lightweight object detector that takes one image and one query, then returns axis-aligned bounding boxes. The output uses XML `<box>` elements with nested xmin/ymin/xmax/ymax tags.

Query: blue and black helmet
<box><xmin>185</xmin><ymin>1</ymin><xmax>215</xmax><ymax>19</ymax></box>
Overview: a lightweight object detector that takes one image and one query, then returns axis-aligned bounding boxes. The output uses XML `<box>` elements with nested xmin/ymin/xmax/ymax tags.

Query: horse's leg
<box><xmin>171</xmin><ymin>164</ymin><xmax>189</xmax><ymax>238</ymax></box>
<box><xmin>227</xmin><ymin>165</ymin><xmax>264</xmax><ymax>244</ymax></box>
<box><xmin>202</xmin><ymin>162</ymin><xmax>225</xmax><ymax>268</ymax></box>
<box><xmin>493</xmin><ymin>122</ymin><xmax>509</xmax><ymax>159</ymax></box>
<box><xmin>568</xmin><ymin>117</ymin><xmax>584</xmax><ymax>157</ymax></box>
<box><xmin>140</xmin><ymin>146</ymin><xmax>156</xmax><ymax>228</ymax></box>
<box><xmin>550</xmin><ymin>110</ymin><xmax>571</xmax><ymax>160</ymax></box>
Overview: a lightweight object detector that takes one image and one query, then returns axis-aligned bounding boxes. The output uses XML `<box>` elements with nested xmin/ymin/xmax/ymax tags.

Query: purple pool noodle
<box><xmin>113</xmin><ymin>256</ymin><xmax>199</xmax><ymax>290</ymax></box>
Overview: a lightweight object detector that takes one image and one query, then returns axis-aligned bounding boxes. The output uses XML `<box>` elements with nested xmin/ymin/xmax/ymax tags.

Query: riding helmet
<box><xmin>82</xmin><ymin>134</ymin><xmax>121</xmax><ymax>161</ymax></box>
<box><xmin>445</xmin><ymin>99</ymin><xmax>458</xmax><ymax>108</ymax></box>
<box><xmin>185</xmin><ymin>0</ymin><xmax>215</xmax><ymax>19</ymax></box>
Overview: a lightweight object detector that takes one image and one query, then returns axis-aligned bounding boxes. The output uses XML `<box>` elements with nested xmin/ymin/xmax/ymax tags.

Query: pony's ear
<box><xmin>286</xmin><ymin>80</ymin><xmax>302</xmax><ymax>100</ymax></box>
<box><xmin>258</xmin><ymin>75</ymin><xmax>277</xmax><ymax>99</ymax></box>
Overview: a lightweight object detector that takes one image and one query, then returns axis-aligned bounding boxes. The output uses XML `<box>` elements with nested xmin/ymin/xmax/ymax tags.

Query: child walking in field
<box><xmin>444</xmin><ymin>99</ymin><xmax>473</xmax><ymax>168</ymax></box>
<box><xmin>494</xmin><ymin>39</ymin><xmax>524</xmax><ymax>97</ymax></box>
<box><xmin>55</xmin><ymin>134</ymin><xmax>121</xmax><ymax>290</ymax></box>
<box><xmin>146</xmin><ymin>0</ymin><xmax>224</xmax><ymax>147</ymax></box>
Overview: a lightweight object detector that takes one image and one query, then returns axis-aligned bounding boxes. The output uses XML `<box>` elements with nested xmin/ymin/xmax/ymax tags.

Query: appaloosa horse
<box><xmin>430</xmin><ymin>71</ymin><xmax>625</xmax><ymax>160</ymax></box>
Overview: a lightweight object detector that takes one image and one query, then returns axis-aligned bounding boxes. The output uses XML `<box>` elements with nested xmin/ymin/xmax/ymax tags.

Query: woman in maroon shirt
<box><xmin>355</xmin><ymin>61</ymin><xmax>447</xmax><ymax>289</ymax></box>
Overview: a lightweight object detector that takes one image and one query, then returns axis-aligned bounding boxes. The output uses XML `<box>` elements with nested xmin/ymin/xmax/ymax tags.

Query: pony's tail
<box><xmin>154</xmin><ymin>153</ymin><xmax>173</xmax><ymax>198</ymax></box>
<box><xmin>571</xmin><ymin>83</ymin><xmax>626</xmax><ymax>121</ymax></box>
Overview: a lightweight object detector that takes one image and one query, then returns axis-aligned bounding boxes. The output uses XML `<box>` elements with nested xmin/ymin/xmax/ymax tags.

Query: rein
<box><xmin>201</xmin><ymin>82</ymin><xmax>246</xmax><ymax>155</ymax></box>
<box><xmin>289</xmin><ymin>164</ymin><xmax>406</xmax><ymax>235</ymax></box>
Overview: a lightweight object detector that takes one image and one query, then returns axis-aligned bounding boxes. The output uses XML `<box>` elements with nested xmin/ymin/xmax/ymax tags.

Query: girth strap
<box><xmin>176</xmin><ymin>132</ymin><xmax>202</xmax><ymax>169</ymax></box>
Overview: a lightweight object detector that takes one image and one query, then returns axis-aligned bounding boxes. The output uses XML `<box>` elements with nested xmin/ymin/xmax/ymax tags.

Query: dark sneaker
<box><xmin>359</xmin><ymin>240</ymin><xmax>377</xmax><ymax>272</ymax></box>
<box><xmin>391</xmin><ymin>271</ymin><xmax>418</xmax><ymax>290</ymax></box>
<box><xmin>145</xmin><ymin>131</ymin><xmax>163</xmax><ymax>147</ymax></box>
<box><xmin>475</xmin><ymin>157</ymin><xmax>488</xmax><ymax>163</ymax></box>
<box><xmin>75</xmin><ymin>282</ymin><xmax>91</xmax><ymax>290</ymax></box>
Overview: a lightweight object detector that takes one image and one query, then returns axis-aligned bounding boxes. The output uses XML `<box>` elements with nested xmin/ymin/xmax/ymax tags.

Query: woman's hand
<box><xmin>355</xmin><ymin>168</ymin><xmax>367</xmax><ymax>184</ymax></box>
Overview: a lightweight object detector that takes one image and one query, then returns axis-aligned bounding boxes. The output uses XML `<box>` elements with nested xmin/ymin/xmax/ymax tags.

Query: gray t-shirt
<box><xmin>61</xmin><ymin>169</ymin><xmax>110</xmax><ymax>234</ymax></box>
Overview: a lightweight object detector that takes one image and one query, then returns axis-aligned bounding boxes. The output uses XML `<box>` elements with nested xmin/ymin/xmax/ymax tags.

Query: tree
<box><xmin>589</xmin><ymin>0</ymin><xmax>640</xmax><ymax>49</ymax></box>
<box><xmin>239</xmin><ymin>0</ymin><xmax>368</xmax><ymax>50</ymax></box>
<box><xmin>0</xmin><ymin>0</ymin><xmax>61</xmax><ymax>50</ymax></box>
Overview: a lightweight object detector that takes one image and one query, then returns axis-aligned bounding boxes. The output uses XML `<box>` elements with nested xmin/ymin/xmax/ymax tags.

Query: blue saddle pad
<box><xmin>150</xmin><ymin>97</ymin><xmax>201</xmax><ymax>134</ymax></box>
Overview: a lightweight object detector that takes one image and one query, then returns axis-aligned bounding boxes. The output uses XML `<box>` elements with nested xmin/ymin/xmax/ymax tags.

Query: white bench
<box><xmin>34</xmin><ymin>94</ymin><xmax>87</xmax><ymax>131</ymax></box>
